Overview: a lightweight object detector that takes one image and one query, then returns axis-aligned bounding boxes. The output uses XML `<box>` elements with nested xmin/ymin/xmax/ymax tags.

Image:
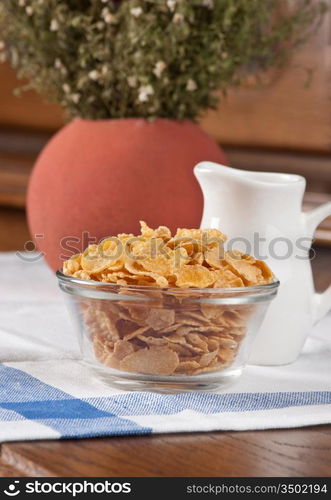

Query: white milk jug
<box><xmin>194</xmin><ymin>161</ymin><xmax>331</xmax><ymax>365</ymax></box>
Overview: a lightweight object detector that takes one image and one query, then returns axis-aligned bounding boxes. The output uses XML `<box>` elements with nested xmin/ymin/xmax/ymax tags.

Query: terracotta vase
<box><xmin>27</xmin><ymin>118</ymin><xmax>227</xmax><ymax>270</ymax></box>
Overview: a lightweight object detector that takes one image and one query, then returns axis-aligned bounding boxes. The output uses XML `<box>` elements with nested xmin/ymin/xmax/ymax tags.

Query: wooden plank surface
<box><xmin>0</xmin><ymin>156</ymin><xmax>31</xmax><ymax>207</ymax></box>
<box><xmin>0</xmin><ymin>207</ymin><xmax>31</xmax><ymax>251</ymax></box>
<box><xmin>0</xmin><ymin>464</ymin><xmax>27</xmax><ymax>478</ymax></box>
<box><xmin>0</xmin><ymin>65</ymin><xmax>63</xmax><ymax>131</ymax></box>
<box><xmin>200</xmin><ymin>5</ymin><xmax>331</xmax><ymax>153</ymax></box>
<box><xmin>1</xmin><ymin>426</ymin><xmax>331</xmax><ymax>478</ymax></box>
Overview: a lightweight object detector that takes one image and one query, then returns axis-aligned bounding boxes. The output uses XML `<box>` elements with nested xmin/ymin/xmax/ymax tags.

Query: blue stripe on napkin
<box><xmin>0</xmin><ymin>407</ymin><xmax>26</xmax><ymax>422</ymax></box>
<box><xmin>86</xmin><ymin>390</ymin><xmax>331</xmax><ymax>416</ymax></box>
<box><xmin>1</xmin><ymin>365</ymin><xmax>330</xmax><ymax>441</ymax></box>
<box><xmin>44</xmin><ymin>417</ymin><xmax>151</xmax><ymax>439</ymax></box>
<box><xmin>0</xmin><ymin>365</ymin><xmax>72</xmax><ymax>402</ymax></box>
<box><xmin>0</xmin><ymin>365</ymin><xmax>151</xmax><ymax>436</ymax></box>
<box><xmin>1</xmin><ymin>399</ymin><xmax>112</xmax><ymax>420</ymax></box>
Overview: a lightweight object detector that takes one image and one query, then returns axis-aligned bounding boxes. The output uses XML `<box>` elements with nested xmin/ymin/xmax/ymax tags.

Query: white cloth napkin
<box><xmin>0</xmin><ymin>252</ymin><xmax>330</xmax><ymax>443</ymax></box>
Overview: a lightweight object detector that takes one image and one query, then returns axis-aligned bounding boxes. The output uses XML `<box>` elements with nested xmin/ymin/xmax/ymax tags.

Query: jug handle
<box><xmin>304</xmin><ymin>201</ymin><xmax>331</xmax><ymax>323</ymax></box>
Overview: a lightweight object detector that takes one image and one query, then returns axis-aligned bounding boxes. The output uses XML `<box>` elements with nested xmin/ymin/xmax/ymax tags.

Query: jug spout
<box><xmin>194</xmin><ymin>161</ymin><xmax>306</xmax><ymax>191</ymax></box>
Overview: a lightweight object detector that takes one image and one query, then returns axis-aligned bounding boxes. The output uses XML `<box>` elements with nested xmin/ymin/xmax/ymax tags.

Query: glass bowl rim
<box><xmin>56</xmin><ymin>270</ymin><xmax>280</xmax><ymax>297</ymax></box>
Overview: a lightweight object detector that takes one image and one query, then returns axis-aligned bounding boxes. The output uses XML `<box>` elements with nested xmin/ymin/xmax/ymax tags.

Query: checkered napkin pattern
<box><xmin>0</xmin><ymin>252</ymin><xmax>330</xmax><ymax>443</ymax></box>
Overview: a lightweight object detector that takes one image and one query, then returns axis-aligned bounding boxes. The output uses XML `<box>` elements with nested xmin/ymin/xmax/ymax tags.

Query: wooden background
<box><xmin>0</xmin><ymin>3</ymin><xmax>330</xmax><ymax>243</ymax></box>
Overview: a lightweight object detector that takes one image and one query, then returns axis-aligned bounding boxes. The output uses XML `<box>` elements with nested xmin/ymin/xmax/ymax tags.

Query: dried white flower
<box><xmin>101</xmin><ymin>65</ymin><xmax>109</xmax><ymax>75</ymax></box>
<box><xmin>88</xmin><ymin>70</ymin><xmax>100</xmax><ymax>81</ymax></box>
<box><xmin>138</xmin><ymin>85</ymin><xmax>154</xmax><ymax>102</ymax></box>
<box><xmin>186</xmin><ymin>79</ymin><xmax>197</xmax><ymax>91</ymax></box>
<box><xmin>18</xmin><ymin>0</ymin><xmax>25</xmax><ymax>7</ymax></box>
<box><xmin>202</xmin><ymin>0</ymin><xmax>214</xmax><ymax>8</ymax></box>
<box><xmin>71</xmin><ymin>93</ymin><xmax>81</xmax><ymax>104</ymax></box>
<box><xmin>50</xmin><ymin>19</ymin><xmax>59</xmax><ymax>32</ymax></box>
<box><xmin>105</xmin><ymin>13</ymin><xmax>117</xmax><ymax>24</ymax></box>
<box><xmin>0</xmin><ymin>41</ymin><xmax>5</xmax><ymax>51</ymax></box>
<box><xmin>96</xmin><ymin>21</ymin><xmax>105</xmax><ymax>30</ymax></box>
<box><xmin>54</xmin><ymin>58</ymin><xmax>62</xmax><ymax>69</ymax></box>
<box><xmin>55</xmin><ymin>58</ymin><xmax>68</xmax><ymax>75</ymax></box>
<box><xmin>102</xmin><ymin>89</ymin><xmax>111</xmax><ymax>99</ymax></box>
<box><xmin>167</xmin><ymin>0</ymin><xmax>176</xmax><ymax>12</ymax></box>
<box><xmin>101</xmin><ymin>8</ymin><xmax>116</xmax><ymax>24</ymax></box>
<box><xmin>153</xmin><ymin>61</ymin><xmax>166</xmax><ymax>78</ymax></box>
<box><xmin>173</xmin><ymin>13</ymin><xmax>184</xmax><ymax>24</ymax></box>
<box><xmin>26</xmin><ymin>6</ymin><xmax>33</xmax><ymax>16</ymax></box>
<box><xmin>127</xmin><ymin>76</ymin><xmax>137</xmax><ymax>88</ymax></box>
<box><xmin>131</xmin><ymin>7</ymin><xmax>143</xmax><ymax>18</ymax></box>
<box><xmin>62</xmin><ymin>83</ymin><xmax>71</xmax><ymax>94</ymax></box>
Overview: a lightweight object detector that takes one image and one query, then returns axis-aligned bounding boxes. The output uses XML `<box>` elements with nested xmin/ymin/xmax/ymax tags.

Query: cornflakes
<box><xmin>120</xmin><ymin>345</ymin><xmax>179</xmax><ymax>375</ymax></box>
<box><xmin>63</xmin><ymin>221</ymin><xmax>274</xmax><ymax>378</ymax></box>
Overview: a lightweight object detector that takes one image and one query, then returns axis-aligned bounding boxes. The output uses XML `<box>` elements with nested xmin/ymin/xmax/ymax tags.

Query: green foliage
<box><xmin>0</xmin><ymin>0</ymin><xmax>327</xmax><ymax>120</ymax></box>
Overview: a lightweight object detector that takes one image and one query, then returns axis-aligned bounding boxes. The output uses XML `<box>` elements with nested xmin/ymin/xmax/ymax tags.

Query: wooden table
<box><xmin>0</xmin><ymin>207</ymin><xmax>330</xmax><ymax>477</ymax></box>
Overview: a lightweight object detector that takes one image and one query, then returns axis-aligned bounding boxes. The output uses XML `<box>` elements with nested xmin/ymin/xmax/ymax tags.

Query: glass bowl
<box><xmin>57</xmin><ymin>271</ymin><xmax>279</xmax><ymax>392</ymax></box>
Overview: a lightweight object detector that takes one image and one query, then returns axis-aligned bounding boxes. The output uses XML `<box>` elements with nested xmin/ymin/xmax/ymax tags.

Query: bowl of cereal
<box><xmin>57</xmin><ymin>222</ymin><xmax>279</xmax><ymax>391</ymax></box>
